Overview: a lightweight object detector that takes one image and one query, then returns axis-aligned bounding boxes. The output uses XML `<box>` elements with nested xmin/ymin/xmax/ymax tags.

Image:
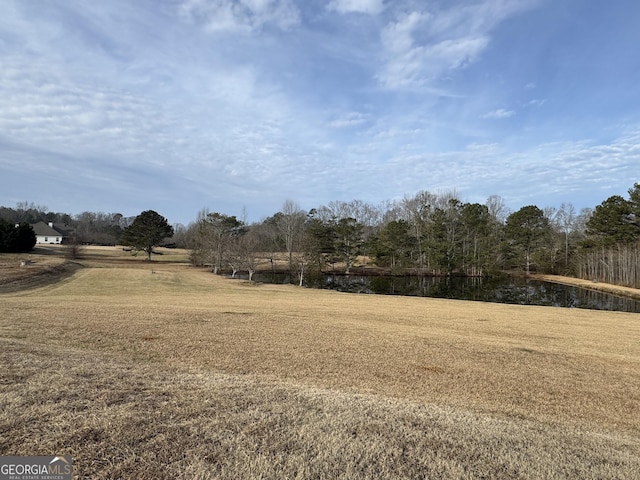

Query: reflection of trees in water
<box><xmin>250</xmin><ymin>273</ymin><xmax>640</xmax><ymax>313</ymax></box>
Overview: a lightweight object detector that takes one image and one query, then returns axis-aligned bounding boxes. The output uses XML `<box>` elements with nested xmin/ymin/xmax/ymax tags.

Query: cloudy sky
<box><xmin>1</xmin><ymin>0</ymin><xmax>639</xmax><ymax>224</ymax></box>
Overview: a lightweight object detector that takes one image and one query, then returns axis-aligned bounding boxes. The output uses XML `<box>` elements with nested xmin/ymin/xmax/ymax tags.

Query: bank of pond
<box><xmin>244</xmin><ymin>272</ymin><xmax>640</xmax><ymax>313</ymax></box>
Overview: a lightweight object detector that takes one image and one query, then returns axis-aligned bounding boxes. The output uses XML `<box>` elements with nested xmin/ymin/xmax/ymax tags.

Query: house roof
<box><xmin>51</xmin><ymin>223</ymin><xmax>75</xmax><ymax>236</ymax></box>
<box><xmin>31</xmin><ymin>221</ymin><xmax>70</xmax><ymax>237</ymax></box>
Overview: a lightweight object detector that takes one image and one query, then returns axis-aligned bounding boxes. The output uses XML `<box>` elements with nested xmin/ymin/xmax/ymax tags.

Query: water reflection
<box><xmin>251</xmin><ymin>273</ymin><xmax>640</xmax><ymax>313</ymax></box>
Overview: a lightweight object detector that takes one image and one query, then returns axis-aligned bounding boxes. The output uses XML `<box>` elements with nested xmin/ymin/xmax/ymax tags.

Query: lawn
<box><xmin>1</xmin><ymin>247</ymin><xmax>639</xmax><ymax>478</ymax></box>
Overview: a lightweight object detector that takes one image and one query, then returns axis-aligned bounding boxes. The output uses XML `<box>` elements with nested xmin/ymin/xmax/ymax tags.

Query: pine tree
<box><xmin>121</xmin><ymin>210</ymin><xmax>174</xmax><ymax>261</ymax></box>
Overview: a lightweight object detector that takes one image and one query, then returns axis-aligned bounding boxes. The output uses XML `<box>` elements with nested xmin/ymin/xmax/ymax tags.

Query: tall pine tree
<box><xmin>121</xmin><ymin>210</ymin><xmax>174</xmax><ymax>261</ymax></box>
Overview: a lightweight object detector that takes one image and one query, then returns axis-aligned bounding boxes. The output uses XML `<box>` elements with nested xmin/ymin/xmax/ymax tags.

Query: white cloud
<box><xmin>328</xmin><ymin>111</ymin><xmax>371</xmax><ymax>128</ymax></box>
<box><xmin>482</xmin><ymin>108</ymin><xmax>515</xmax><ymax>119</ymax></box>
<box><xmin>527</xmin><ymin>98</ymin><xmax>546</xmax><ymax>107</ymax></box>
<box><xmin>1</xmin><ymin>0</ymin><xmax>638</xmax><ymax>224</ymax></box>
<box><xmin>328</xmin><ymin>0</ymin><xmax>385</xmax><ymax>15</ymax></box>
<box><xmin>178</xmin><ymin>0</ymin><xmax>300</xmax><ymax>33</ymax></box>
<box><xmin>377</xmin><ymin>12</ymin><xmax>487</xmax><ymax>88</ymax></box>
<box><xmin>0</xmin><ymin>58</ymin><xmax>168</xmax><ymax>158</ymax></box>
<box><xmin>377</xmin><ymin>0</ymin><xmax>536</xmax><ymax>89</ymax></box>
<box><xmin>374</xmin><ymin>128</ymin><xmax>640</xmax><ymax>211</ymax></box>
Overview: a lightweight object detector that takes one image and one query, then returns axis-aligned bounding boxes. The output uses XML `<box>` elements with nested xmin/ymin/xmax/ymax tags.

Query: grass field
<box><xmin>1</xmin><ymin>246</ymin><xmax>639</xmax><ymax>478</ymax></box>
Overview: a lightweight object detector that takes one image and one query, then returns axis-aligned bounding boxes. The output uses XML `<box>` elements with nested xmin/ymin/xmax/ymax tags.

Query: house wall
<box><xmin>36</xmin><ymin>235</ymin><xmax>62</xmax><ymax>244</ymax></box>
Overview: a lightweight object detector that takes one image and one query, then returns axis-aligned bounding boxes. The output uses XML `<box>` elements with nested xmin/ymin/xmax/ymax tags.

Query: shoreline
<box><xmin>254</xmin><ymin>266</ymin><xmax>640</xmax><ymax>303</ymax></box>
<box><xmin>6</xmin><ymin>246</ymin><xmax>640</xmax><ymax>303</ymax></box>
<box><xmin>529</xmin><ymin>273</ymin><xmax>640</xmax><ymax>301</ymax></box>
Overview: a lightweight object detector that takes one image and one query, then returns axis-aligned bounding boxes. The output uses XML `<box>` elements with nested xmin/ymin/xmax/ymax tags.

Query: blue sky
<box><xmin>1</xmin><ymin>0</ymin><xmax>639</xmax><ymax>225</ymax></box>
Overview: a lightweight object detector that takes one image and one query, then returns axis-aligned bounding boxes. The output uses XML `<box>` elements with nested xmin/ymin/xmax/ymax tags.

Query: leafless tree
<box><xmin>276</xmin><ymin>200</ymin><xmax>306</xmax><ymax>273</ymax></box>
<box><xmin>553</xmin><ymin>202</ymin><xmax>577</xmax><ymax>270</ymax></box>
<box><xmin>485</xmin><ymin>195</ymin><xmax>509</xmax><ymax>224</ymax></box>
<box><xmin>191</xmin><ymin>209</ymin><xmax>243</xmax><ymax>274</ymax></box>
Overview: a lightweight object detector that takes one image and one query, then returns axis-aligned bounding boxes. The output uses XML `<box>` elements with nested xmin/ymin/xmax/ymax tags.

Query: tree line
<box><xmin>180</xmin><ymin>184</ymin><xmax>640</xmax><ymax>288</ymax></box>
<box><xmin>184</xmin><ymin>195</ymin><xmax>576</xmax><ymax>286</ymax></box>
<box><xmin>2</xmin><ymin>183</ymin><xmax>639</xmax><ymax>287</ymax></box>
<box><xmin>576</xmin><ymin>185</ymin><xmax>640</xmax><ymax>287</ymax></box>
<box><xmin>0</xmin><ymin>203</ymin><xmax>136</xmax><ymax>246</ymax></box>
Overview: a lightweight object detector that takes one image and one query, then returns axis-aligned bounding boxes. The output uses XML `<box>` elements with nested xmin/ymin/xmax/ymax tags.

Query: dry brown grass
<box><xmin>0</xmin><ymin>248</ymin><xmax>69</xmax><ymax>290</ymax></box>
<box><xmin>1</xmin><ymin>248</ymin><xmax>639</xmax><ymax>478</ymax></box>
<box><xmin>532</xmin><ymin>273</ymin><xmax>640</xmax><ymax>300</ymax></box>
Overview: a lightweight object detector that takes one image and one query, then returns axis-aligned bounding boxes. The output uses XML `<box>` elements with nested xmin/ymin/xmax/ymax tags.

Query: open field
<box><xmin>1</xmin><ymin>247</ymin><xmax>640</xmax><ymax>478</ymax></box>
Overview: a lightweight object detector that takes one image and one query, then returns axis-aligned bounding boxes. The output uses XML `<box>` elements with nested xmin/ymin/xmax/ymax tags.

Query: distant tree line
<box><xmin>0</xmin><ymin>203</ymin><xmax>136</xmax><ymax>246</ymax></box>
<box><xmin>2</xmin><ymin>183</ymin><xmax>640</xmax><ymax>287</ymax></box>
<box><xmin>184</xmin><ymin>185</ymin><xmax>640</xmax><ymax>288</ymax></box>
<box><xmin>184</xmin><ymin>195</ymin><xmax>568</xmax><ymax>284</ymax></box>
<box><xmin>576</xmin><ymin>184</ymin><xmax>640</xmax><ymax>287</ymax></box>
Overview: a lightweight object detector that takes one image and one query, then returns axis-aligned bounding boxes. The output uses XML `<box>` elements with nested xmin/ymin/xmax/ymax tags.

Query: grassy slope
<box><xmin>531</xmin><ymin>273</ymin><xmax>640</xmax><ymax>300</ymax></box>
<box><xmin>1</xmin><ymin>248</ymin><xmax>639</xmax><ymax>478</ymax></box>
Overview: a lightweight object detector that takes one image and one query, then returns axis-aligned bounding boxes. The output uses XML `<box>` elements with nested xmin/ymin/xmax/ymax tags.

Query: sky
<box><xmin>1</xmin><ymin>0</ymin><xmax>639</xmax><ymax>225</ymax></box>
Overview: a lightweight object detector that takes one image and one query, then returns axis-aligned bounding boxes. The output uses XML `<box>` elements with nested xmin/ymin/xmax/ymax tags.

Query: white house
<box><xmin>30</xmin><ymin>221</ymin><xmax>71</xmax><ymax>244</ymax></box>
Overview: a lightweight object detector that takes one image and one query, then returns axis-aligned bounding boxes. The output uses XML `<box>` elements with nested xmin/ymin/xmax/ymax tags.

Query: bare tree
<box><xmin>252</xmin><ymin>219</ymin><xmax>282</xmax><ymax>272</ymax></box>
<box><xmin>276</xmin><ymin>200</ymin><xmax>306</xmax><ymax>273</ymax></box>
<box><xmin>554</xmin><ymin>202</ymin><xmax>577</xmax><ymax>270</ymax></box>
<box><xmin>227</xmin><ymin>228</ymin><xmax>260</xmax><ymax>281</ymax></box>
<box><xmin>485</xmin><ymin>195</ymin><xmax>509</xmax><ymax>224</ymax></box>
<box><xmin>62</xmin><ymin>231</ymin><xmax>84</xmax><ymax>260</ymax></box>
<box><xmin>241</xmin><ymin>230</ymin><xmax>260</xmax><ymax>281</ymax></box>
<box><xmin>191</xmin><ymin>210</ymin><xmax>243</xmax><ymax>274</ymax></box>
<box><xmin>401</xmin><ymin>190</ymin><xmax>438</xmax><ymax>270</ymax></box>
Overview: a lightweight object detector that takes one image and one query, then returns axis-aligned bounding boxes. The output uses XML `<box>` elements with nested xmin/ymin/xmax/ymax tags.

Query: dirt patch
<box><xmin>0</xmin><ymin>260</ymin><xmax>83</xmax><ymax>292</ymax></box>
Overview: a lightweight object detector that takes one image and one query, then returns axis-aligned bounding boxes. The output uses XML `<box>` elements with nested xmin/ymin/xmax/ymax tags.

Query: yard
<box><xmin>1</xmin><ymin>246</ymin><xmax>639</xmax><ymax>478</ymax></box>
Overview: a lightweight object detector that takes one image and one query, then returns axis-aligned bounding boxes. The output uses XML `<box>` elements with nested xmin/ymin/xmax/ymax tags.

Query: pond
<box><xmin>249</xmin><ymin>272</ymin><xmax>640</xmax><ymax>313</ymax></box>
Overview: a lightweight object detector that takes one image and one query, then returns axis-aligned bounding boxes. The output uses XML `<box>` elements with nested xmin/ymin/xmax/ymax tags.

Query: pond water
<box><xmin>249</xmin><ymin>272</ymin><xmax>640</xmax><ymax>313</ymax></box>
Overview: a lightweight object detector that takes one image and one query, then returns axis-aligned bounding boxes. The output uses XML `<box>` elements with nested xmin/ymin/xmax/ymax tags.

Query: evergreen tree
<box><xmin>370</xmin><ymin>220</ymin><xmax>416</xmax><ymax>270</ymax></box>
<box><xmin>0</xmin><ymin>220</ymin><xmax>36</xmax><ymax>253</ymax></box>
<box><xmin>333</xmin><ymin>217</ymin><xmax>363</xmax><ymax>274</ymax></box>
<box><xmin>304</xmin><ymin>214</ymin><xmax>337</xmax><ymax>272</ymax></box>
<box><xmin>586</xmin><ymin>188</ymin><xmax>640</xmax><ymax>246</ymax></box>
<box><xmin>505</xmin><ymin>206</ymin><xmax>550</xmax><ymax>275</ymax></box>
<box><xmin>121</xmin><ymin>210</ymin><xmax>174</xmax><ymax>261</ymax></box>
